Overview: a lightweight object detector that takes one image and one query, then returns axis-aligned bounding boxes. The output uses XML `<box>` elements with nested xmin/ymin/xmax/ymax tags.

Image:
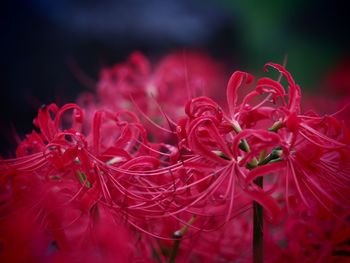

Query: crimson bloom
<box><xmin>1</xmin><ymin>53</ymin><xmax>350</xmax><ymax>263</ymax></box>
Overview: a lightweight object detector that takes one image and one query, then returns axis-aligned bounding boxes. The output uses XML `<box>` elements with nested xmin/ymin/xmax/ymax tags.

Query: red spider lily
<box><xmin>0</xmin><ymin>104</ymin><xmax>183</xmax><ymax>261</ymax></box>
<box><xmin>173</xmin><ymin>62</ymin><xmax>350</xmax><ymax>233</ymax></box>
<box><xmin>97</xmin><ymin>51</ymin><xmax>225</xmax><ymax>116</ymax></box>
<box><xmin>241</xmin><ymin>64</ymin><xmax>350</xmax><ymax>213</ymax></box>
<box><xmin>265</xmin><ymin>200</ymin><xmax>350</xmax><ymax>263</ymax></box>
<box><xmin>1</xmin><ymin>102</ymin><xmax>221</xmax><ymax>244</ymax></box>
<box><xmin>0</xmin><ymin>178</ymin><xmax>136</xmax><ymax>263</ymax></box>
<box><xmin>1</xmin><ymin>53</ymin><xmax>350</xmax><ymax>262</ymax></box>
<box><xmin>79</xmin><ymin>51</ymin><xmax>225</xmax><ymax>143</ymax></box>
<box><xmin>175</xmin><ymin>103</ymin><xmax>276</xmax><ymax>229</ymax></box>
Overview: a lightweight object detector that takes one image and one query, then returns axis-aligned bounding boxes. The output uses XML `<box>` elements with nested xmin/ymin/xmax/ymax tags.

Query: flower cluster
<box><xmin>1</xmin><ymin>52</ymin><xmax>349</xmax><ymax>262</ymax></box>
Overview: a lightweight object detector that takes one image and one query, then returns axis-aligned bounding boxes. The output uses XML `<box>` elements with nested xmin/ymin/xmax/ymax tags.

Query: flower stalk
<box><xmin>253</xmin><ymin>176</ymin><xmax>264</xmax><ymax>263</ymax></box>
<box><xmin>168</xmin><ymin>216</ymin><xmax>196</xmax><ymax>263</ymax></box>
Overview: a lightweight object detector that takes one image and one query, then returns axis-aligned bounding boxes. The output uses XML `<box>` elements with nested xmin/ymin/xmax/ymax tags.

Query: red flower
<box><xmin>2</xmin><ymin>53</ymin><xmax>350</xmax><ymax>262</ymax></box>
<box><xmin>80</xmin><ymin>51</ymin><xmax>225</xmax><ymax>143</ymax></box>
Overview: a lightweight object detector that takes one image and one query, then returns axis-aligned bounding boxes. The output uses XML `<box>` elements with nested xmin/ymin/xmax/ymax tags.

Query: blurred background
<box><xmin>1</xmin><ymin>0</ymin><xmax>350</xmax><ymax>156</ymax></box>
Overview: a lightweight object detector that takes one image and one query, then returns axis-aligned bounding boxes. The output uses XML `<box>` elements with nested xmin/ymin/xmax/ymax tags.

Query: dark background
<box><xmin>1</xmin><ymin>0</ymin><xmax>349</xmax><ymax>156</ymax></box>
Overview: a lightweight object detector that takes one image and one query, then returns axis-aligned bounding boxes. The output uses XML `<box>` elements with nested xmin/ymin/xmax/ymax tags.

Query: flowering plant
<box><xmin>1</xmin><ymin>52</ymin><xmax>349</xmax><ymax>263</ymax></box>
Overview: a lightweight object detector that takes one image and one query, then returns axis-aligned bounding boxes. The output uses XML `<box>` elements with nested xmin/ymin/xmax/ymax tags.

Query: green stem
<box><xmin>251</xmin><ymin>149</ymin><xmax>281</xmax><ymax>263</ymax></box>
<box><xmin>168</xmin><ymin>238</ymin><xmax>181</xmax><ymax>263</ymax></box>
<box><xmin>168</xmin><ymin>216</ymin><xmax>196</xmax><ymax>263</ymax></box>
<box><xmin>253</xmin><ymin>176</ymin><xmax>264</xmax><ymax>263</ymax></box>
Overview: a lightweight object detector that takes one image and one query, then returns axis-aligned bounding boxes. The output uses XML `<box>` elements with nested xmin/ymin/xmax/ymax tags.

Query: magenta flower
<box><xmin>80</xmin><ymin>51</ymin><xmax>225</xmax><ymax>143</ymax></box>
<box><xmin>1</xmin><ymin>53</ymin><xmax>350</xmax><ymax>262</ymax></box>
<box><xmin>243</xmin><ymin>64</ymin><xmax>350</xmax><ymax>213</ymax></box>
